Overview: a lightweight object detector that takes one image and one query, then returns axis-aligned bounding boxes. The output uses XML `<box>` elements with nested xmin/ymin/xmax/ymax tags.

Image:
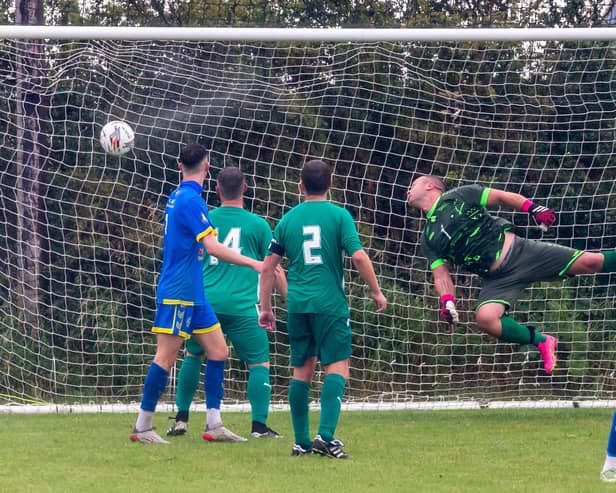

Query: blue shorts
<box><xmin>152</xmin><ymin>302</ymin><xmax>220</xmax><ymax>339</ymax></box>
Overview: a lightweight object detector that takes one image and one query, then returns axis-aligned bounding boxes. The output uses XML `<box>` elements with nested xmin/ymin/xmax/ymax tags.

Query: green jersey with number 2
<box><xmin>271</xmin><ymin>201</ymin><xmax>363</xmax><ymax>316</ymax></box>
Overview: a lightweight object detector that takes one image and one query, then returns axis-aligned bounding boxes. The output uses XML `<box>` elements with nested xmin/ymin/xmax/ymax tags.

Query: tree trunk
<box><xmin>14</xmin><ymin>0</ymin><xmax>44</xmax><ymax>336</ymax></box>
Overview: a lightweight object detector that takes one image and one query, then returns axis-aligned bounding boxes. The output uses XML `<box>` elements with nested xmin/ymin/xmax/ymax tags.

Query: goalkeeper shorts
<box><xmin>477</xmin><ymin>236</ymin><xmax>582</xmax><ymax>310</ymax></box>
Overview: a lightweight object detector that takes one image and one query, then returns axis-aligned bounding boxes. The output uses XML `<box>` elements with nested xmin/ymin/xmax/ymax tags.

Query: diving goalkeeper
<box><xmin>406</xmin><ymin>175</ymin><xmax>616</xmax><ymax>374</ymax></box>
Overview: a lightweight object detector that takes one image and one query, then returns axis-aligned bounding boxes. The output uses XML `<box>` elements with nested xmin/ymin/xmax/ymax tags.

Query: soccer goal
<box><xmin>0</xmin><ymin>26</ymin><xmax>614</xmax><ymax>413</ymax></box>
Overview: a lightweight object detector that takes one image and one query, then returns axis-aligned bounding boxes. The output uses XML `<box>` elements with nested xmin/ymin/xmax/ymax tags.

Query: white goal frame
<box><xmin>1</xmin><ymin>26</ymin><xmax>615</xmax><ymax>413</ymax></box>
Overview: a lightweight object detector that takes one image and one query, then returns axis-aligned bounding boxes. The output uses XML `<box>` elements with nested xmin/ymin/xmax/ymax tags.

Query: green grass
<box><xmin>0</xmin><ymin>408</ymin><xmax>612</xmax><ymax>493</ymax></box>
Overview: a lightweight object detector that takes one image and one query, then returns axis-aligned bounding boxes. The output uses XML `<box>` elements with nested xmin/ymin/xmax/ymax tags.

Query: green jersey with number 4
<box><xmin>271</xmin><ymin>200</ymin><xmax>363</xmax><ymax>316</ymax></box>
<box><xmin>203</xmin><ymin>206</ymin><xmax>272</xmax><ymax>315</ymax></box>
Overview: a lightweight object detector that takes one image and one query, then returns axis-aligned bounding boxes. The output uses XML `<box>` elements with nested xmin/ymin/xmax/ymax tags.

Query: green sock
<box><xmin>499</xmin><ymin>316</ymin><xmax>546</xmax><ymax>346</ymax></box>
<box><xmin>289</xmin><ymin>378</ymin><xmax>311</xmax><ymax>448</ymax></box>
<box><xmin>601</xmin><ymin>251</ymin><xmax>616</xmax><ymax>273</ymax></box>
<box><xmin>317</xmin><ymin>373</ymin><xmax>346</xmax><ymax>442</ymax></box>
<box><xmin>247</xmin><ymin>365</ymin><xmax>270</xmax><ymax>425</ymax></box>
<box><xmin>175</xmin><ymin>355</ymin><xmax>202</xmax><ymax>415</ymax></box>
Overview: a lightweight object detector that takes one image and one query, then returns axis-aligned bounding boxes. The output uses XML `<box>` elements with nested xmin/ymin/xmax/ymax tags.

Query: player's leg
<box><xmin>131</xmin><ymin>333</ymin><xmax>183</xmax><ymax>443</ymax></box>
<box><xmin>131</xmin><ymin>304</ymin><xmax>191</xmax><ymax>443</ymax></box>
<box><xmin>167</xmin><ymin>336</ymin><xmax>204</xmax><ymax>436</ymax></box>
<box><xmin>566</xmin><ymin>251</ymin><xmax>616</xmax><ymax>275</ymax></box>
<box><xmin>224</xmin><ymin>314</ymin><xmax>280</xmax><ymax>437</ymax></box>
<box><xmin>288</xmin><ymin>312</ymin><xmax>317</xmax><ymax>454</ymax></box>
<box><xmin>475</xmin><ymin>302</ymin><xmax>557</xmax><ymax>374</ymax></box>
<box><xmin>193</xmin><ymin>328</ymin><xmax>245</xmax><ymax>442</ymax></box>
<box><xmin>193</xmin><ymin>313</ymin><xmax>247</xmax><ymax>443</ymax></box>
<box><xmin>311</xmin><ymin>315</ymin><xmax>352</xmax><ymax>459</ymax></box>
<box><xmin>601</xmin><ymin>411</ymin><xmax>616</xmax><ymax>482</ymax></box>
<box><xmin>192</xmin><ymin>306</ymin><xmax>245</xmax><ymax>442</ymax></box>
<box><xmin>290</xmin><ymin>357</ymin><xmax>317</xmax><ymax>454</ymax></box>
<box><xmin>247</xmin><ymin>362</ymin><xmax>280</xmax><ymax>437</ymax></box>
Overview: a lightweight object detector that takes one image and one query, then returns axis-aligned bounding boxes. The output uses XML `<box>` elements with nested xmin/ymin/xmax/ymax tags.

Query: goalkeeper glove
<box><xmin>522</xmin><ymin>200</ymin><xmax>556</xmax><ymax>230</ymax></box>
<box><xmin>439</xmin><ymin>294</ymin><xmax>459</xmax><ymax>326</ymax></box>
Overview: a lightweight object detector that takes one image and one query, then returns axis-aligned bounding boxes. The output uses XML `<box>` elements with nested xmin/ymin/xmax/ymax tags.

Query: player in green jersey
<box><xmin>407</xmin><ymin>175</ymin><xmax>616</xmax><ymax>374</ymax></box>
<box><xmin>167</xmin><ymin>167</ymin><xmax>287</xmax><ymax>442</ymax></box>
<box><xmin>259</xmin><ymin>159</ymin><xmax>387</xmax><ymax>459</ymax></box>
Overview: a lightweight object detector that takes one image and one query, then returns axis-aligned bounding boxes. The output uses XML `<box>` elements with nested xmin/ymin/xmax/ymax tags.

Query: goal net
<box><xmin>1</xmin><ymin>28</ymin><xmax>614</xmax><ymax>411</ymax></box>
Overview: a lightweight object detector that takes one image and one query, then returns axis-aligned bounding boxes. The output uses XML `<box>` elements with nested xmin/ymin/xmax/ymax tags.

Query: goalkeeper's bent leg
<box><xmin>499</xmin><ymin>316</ymin><xmax>546</xmax><ymax>345</ymax></box>
<box><xmin>601</xmin><ymin>251</ymin><xmax>616</xmax><ymax>273</ymax></box>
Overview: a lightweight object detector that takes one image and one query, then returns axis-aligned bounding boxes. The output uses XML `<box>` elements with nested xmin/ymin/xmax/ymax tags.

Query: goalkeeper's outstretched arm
<box><xmin>486</xmin><ymin>188</ymin><xmax>556</xmax><ymax>229</ymax></box>
<box><xmin>486</xmin><ymin>188</ymin><xmax>530</xmax><ymax>211</ymax></box>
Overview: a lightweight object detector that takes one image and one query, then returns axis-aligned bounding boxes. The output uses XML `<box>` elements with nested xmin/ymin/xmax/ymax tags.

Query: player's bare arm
<box><xmin>273</xmin><ymin>264</ymin><xmax>288</xmax><ymax>302</ymax></box>
<box><xmin>258</xmin><ymin>253</ymin><xmax>281</xmax><ymax>330</ymax></box>
<box><xmin>350</xmin><ymin>249</ymin><xmax>387</xmax><ymax>312</ymax></box>
<box><xmin>432</xmin><ymin>264</ymin><xmax>459</xmax><ymax>326</ymax></box>
<box><xmin>202</xmin><ymin>233</ymin><xmax>262</xmax><ymax>272</ymax></box>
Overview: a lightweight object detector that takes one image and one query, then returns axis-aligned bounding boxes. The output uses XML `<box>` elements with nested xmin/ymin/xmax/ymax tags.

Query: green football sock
<box><xmin>175</xmin><ymin>355</ymin><xmax>202</xmax><ymax>416</ymax></box>
<box><xmin>601</xmin><ymin>251</ymin><xmax>616</xmax><ymax>273</ymax></box>
<box><xmin>247</xmin><ymin>365</ymin><xmax>271</xmax><ymax>425</ymax></box>
<box><xmin>289</xmin><ymin>378</ymin><xmax>311</xmax><ymax>448</ymax></box>
<box><xmin>317</xmin><ymin>373</ymin><xmax>346</xmax><ymax>442</ymax></box>
<box><xmin>499</xmin><ymin>316</ymin><xmax>546</xmax><ymax>346</ymax></box>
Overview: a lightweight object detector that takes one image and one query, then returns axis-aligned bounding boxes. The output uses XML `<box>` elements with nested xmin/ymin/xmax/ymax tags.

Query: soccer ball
<box><xmin>99</xmin><ymin>120</ymin><xmax>135</xmax><ymax>156</ymax></box>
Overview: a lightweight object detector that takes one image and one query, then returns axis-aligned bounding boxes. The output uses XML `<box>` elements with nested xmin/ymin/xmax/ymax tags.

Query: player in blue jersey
<box><xmin>130</xmin><ymin>144</ymin><xmax>262</xmax><ymax>444</ymax></box>
<box><xmin>601</xmin><ymin>412</ymin><xmax>616</xmax><ymax>482</ymax></box>
<box><xmin>407</xmin><ymin>175</ymin><xmax>616</xmax><ymax>374</ymax></box>
<box><xmin>166</xmin><ymin>166</ymin><xmax>287</xmax><ymax>441</ymax></box>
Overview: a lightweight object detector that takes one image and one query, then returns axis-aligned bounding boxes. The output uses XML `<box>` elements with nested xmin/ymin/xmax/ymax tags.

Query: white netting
<box><xmin>0</xmin><ymin>32</ymin><xmax>614</xmax><ymax>410</ymax></box>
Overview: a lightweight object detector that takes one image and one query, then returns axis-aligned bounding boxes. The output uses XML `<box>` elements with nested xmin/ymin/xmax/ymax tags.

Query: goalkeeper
<box><xmin>406</xmin><ymin>175</ymin><xmax>616</xmax><ymax>374</ymax></box>
<box><xmin>167</xmin><ymin>167</ymin><xmax>287</xmax><ymax>441</ymax></box>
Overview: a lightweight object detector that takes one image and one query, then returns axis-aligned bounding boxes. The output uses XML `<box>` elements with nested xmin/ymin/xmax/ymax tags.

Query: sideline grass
<box><xmin>0</xmin><ymin>408</ymin><xmax>612</xmax><ymax>493</ymax></box>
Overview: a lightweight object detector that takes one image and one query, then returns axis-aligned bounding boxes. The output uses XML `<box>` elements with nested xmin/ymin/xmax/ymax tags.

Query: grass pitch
<box><xmin>0</xmin><ymin>408</ymin><xmax>612</xmax><ymax>493</ymax></box>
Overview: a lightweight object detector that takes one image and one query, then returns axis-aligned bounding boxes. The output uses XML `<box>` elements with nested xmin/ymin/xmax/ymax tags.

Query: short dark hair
<box><xmin>217</xmin><ymin>167</ymin><xmax>245</xmax><ymax>200</ymax></box>
<box><xmin>424</xmin><ymin>175</ymin><xmax>446</xmax><ymax>192</ymax></box>
<box><xmin>179</xmin><ymin>143</ymin><xmax>209</xmax><ymax>171</ymax></box>
<box><xmin>301</xmin><ymin>159</ymin><xmax>331</xmax><ymax>195</ymax></box>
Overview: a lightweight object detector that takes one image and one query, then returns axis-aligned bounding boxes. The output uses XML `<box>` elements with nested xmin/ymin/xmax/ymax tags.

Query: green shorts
<box><xmin>477</xmin><ymin>236</ymin><xmax>582</xmax><ymax>310</ymax></box>
<box><xmin>185</xmin><ymin>314</ymin><xmax>269</xmax><ymax>365</ymax></box>
<box><xmin>287</xmin><ymin>313</ymin><xmax>352</xmax><ymax>367</ymax></box>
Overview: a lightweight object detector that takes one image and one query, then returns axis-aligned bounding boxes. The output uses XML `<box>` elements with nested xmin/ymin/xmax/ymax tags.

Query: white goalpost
<box><xmin>0</xmin><ymin>26</ymin><xmax>614</xmax><ymax>413</ymax></box>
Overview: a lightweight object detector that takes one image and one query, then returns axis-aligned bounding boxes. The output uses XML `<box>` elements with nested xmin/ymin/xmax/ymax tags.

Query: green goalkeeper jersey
<box><xmin>203</xmin><ymin>206</ymin><xmax>272</xmax><ymax>316</ymax></box>
<box><xmin>270</xmin><ymin>200</ymin><xmax>363</xmax><ymax>316</ymax></box>
<box><xmin>421</xmin><ymin>184</ymin><xmax>512</xmax><ymax>276</ymax></box>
